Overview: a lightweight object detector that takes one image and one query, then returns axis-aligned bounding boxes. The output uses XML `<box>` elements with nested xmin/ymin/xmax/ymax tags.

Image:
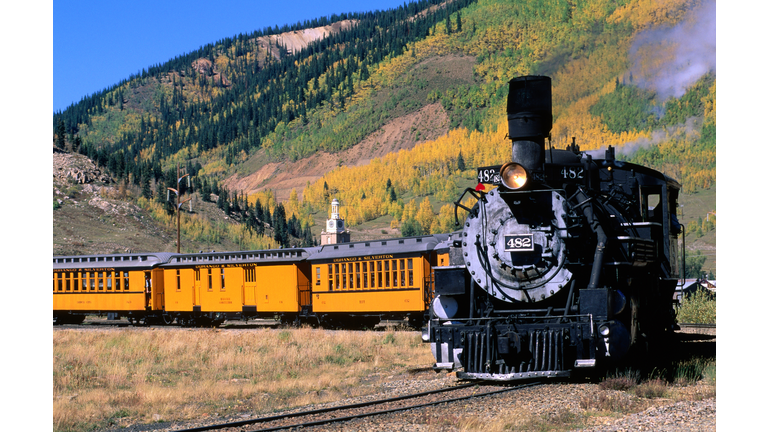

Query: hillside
<box><xmin>53</xmin><ymin>149</ymin><xmax>251</xmax><ymax>255</ymax></box>
<box><xmin>54</xmin><ymin>149</ymin><xmax>176</xmax><ymax>255</ymax></box>
<box><xmin>53</xmin><ymin>0</ymin><xmax>715</xmax><ymax>272</ymax></box>
<box><xmin>222</xmin><ymin>100</ymin><xmax>452</xmax><ymax>203</ymax></box>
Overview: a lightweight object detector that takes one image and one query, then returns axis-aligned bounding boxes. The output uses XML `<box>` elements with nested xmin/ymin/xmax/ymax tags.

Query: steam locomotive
<box><xmin>426</xmin><ymin>76</ymin><xmax>681</xmax><ymax>381</ymax></box>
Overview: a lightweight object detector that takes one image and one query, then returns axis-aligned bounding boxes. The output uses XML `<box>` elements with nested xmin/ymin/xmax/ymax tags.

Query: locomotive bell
<box><xmin>507</xmin><ymin>76</ymin><xmax>552</xmax><ymax>174</ymax></box>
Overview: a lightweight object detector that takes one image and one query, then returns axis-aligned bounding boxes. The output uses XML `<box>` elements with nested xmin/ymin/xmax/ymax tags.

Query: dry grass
<box><xmin>53</xmin><ymin>328</ymin><xmax>716</xmax><ymax>432</ymax></box>
<box><xmin>465</xmin><ymin>408</ymin><xmax>584</xmax><ymax>432</ymax></box>
<box><xmin>580</xmin><ymin>390</ymin><xmax>642</xmax><ymax>413</ymax></box>
<box><xmin>53</xmin><ymin>327</ymin><xmax>433</xmax><ymax>432</ymax></box>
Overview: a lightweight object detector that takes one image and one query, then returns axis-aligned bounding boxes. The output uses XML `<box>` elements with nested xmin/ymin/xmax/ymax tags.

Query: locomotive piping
<box><xmin>572</xmin><ymin>188</ymin><xmax>608</xmax><ymax>290</ymax></box>
<box><xmin>563</xmin><ymin>278</ymin><xmax>578</xmax><ymax>320</ymax></box>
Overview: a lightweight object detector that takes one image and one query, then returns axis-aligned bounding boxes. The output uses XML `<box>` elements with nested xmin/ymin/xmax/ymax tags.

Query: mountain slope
<box><xmin>222</xmin><ymin>101</ymin><xmax>451</xmax><ymax>202</ymax></box>
<box><xmin>53</xmin><ymin>0</ymin><xmax>715</xmax><ymax>271</ymax></box>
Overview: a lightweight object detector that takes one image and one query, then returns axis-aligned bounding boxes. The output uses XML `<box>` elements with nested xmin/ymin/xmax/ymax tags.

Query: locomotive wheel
<box><xmin>162</xmin><ymin>314</ymin><xmax>175</xmax><ymax>325</ymax></box>
<box><xmin>628</xmin><ymin>295</ymin><xmax>650</xmax><ymax>362</ymax></box>
<box><xmin>629</xmin><ymin>296</ymin><xmax>639</xmax><ymax>345</ymax></box>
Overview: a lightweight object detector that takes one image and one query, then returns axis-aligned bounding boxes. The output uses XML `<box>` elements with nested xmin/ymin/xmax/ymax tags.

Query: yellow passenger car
<box><xmin>161</xmin><ymin>248</ymin><xmax>312</xmax><ymax>326</ymax></box>
<box><xmin>53</xmin><ymin>253</ymin><xmax>172</xmax><ymax>324</ymax></box>
<box><xmin>308</xmin><ymin>234</ymin><xmax>450</xmax><ymax>327</ymax></box>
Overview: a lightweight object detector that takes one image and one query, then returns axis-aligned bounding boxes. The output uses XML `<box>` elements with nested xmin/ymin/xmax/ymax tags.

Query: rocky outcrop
<box><xmin>53</xmin><ymin>149</ymin><xmax>112</xmax><ymax>185</ymax></box>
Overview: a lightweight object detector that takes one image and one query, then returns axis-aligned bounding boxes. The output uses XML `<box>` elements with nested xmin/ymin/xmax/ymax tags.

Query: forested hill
<box><xmin>53</xmin><ymin>0</ymin><xmax>471</xmax><ymax>176</ymax></box>
<box><xmin>53</xmin><ymin>0</ymin><xmax>716</xmax><ymax>256</ymax></box>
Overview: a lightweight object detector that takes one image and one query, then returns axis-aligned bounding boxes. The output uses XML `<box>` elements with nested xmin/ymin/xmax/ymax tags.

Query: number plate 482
<box><xmin>504</xmin><ymin>234</ymin><xmax>534</xmax><ymax>252</ymax></box>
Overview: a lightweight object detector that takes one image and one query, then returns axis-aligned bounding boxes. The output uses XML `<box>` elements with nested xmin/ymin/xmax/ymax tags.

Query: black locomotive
<box><xmin>426</xmin><ymin>76</ymin><xmax>681</xmax><ymax>381</ymax></box>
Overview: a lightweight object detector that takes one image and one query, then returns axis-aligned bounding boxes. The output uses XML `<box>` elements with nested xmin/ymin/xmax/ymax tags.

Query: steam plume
<box><xmin>628</xmin><ymin>0</ymin><xmax>716</xmax><ymax>100</ymax></box>
<box><xmin>584</xmin><ymin>116</ymin><xmax>704</xmax><ymax>160</ymax></box>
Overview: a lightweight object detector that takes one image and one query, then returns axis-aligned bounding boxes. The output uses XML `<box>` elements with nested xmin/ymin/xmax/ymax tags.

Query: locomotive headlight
<box><xmin>599</xmin><ymin>323</ymin><xmax>611</xmax><ymax>337</ymax></box>
<box><xmin>500</xmin><ymin>162</ymin><xmax>528</xmax><ymax>190</ymax></box>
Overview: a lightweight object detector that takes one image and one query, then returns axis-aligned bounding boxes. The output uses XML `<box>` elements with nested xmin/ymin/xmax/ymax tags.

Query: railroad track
<box><xmin>173</xmin><ymin>381</ymin><xmax>543</xmax><ymax>432</ymax></box>
<box><xmin>678</xmin><ymin>323</ymin><xmax>716</xmax><ymax>329</ymax></box>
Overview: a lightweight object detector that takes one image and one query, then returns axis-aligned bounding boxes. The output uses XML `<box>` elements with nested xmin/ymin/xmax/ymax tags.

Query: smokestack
<box><xmin>507</xmin><ymin>76</ymin><xmax>552</xmax><ymax>173</ymax></box>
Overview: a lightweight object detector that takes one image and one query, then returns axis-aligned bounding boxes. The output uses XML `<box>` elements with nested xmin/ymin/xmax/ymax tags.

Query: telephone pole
<box><xmin>167</xmin><ymin>164</ymin><xmax>192</xmax><ymax>253</ymax></box>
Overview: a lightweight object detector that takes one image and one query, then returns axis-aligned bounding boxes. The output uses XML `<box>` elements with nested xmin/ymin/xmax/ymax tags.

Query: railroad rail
<box><xmin>173</xmin><ymin>381</ymin><xmax>543</xmax><ymax>432</ymax></box>
<box><xmin>677</xmin><ymin>323</ymin><xmax>716</xmax><ymax>329</ymax></box>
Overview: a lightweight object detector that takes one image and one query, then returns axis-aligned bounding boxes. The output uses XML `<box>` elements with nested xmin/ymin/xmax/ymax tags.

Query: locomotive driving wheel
<box><xmin>628</xmin><ymin>295</ymin><xmax>650</xmax><ymax>359</ymax></box>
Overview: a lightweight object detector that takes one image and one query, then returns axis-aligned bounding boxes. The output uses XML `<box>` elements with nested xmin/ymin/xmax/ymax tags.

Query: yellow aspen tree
<box><xmin>416</xmin><ymin>198</ymin><xmax>435</xmax><ymax>234</ymax></box>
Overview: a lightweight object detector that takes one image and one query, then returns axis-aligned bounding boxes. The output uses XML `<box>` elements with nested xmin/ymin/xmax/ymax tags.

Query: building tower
<box><xmin>321</xmin><ymin>198</ymin><xmax>350</xmax><ymax>245</ymax></box>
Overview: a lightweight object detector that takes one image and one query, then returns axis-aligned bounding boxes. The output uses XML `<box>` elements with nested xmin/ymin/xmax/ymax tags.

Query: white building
<box><xmin>320</xmin><ymin>198</ymin><xmax>350</xmax><ymax>245</ymax></box>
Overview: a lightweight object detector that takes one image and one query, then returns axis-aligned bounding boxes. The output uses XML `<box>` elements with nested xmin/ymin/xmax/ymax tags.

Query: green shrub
<box><xmin>382</xmin><ymin>333</ymin><xmax>396</xmax><ymax>345</ymax></box>
<box><xmin>674</xmin><ymin>357</ymin><xmax>715</xmax><ymax>385</ymax></box>
<box><xmin>676</xmin><ymin>291</ymin><xmax>716</xmax><ymax>324</ymax></box>
<box><xmin>702</xmin><ymin>361</ymin><xmax>716</xmax><ymax>386</ymax></box>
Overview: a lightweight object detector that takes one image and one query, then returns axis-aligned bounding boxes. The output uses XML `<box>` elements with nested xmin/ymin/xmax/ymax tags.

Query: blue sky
<box><xmin>53</xmin><ymin>0</ymin><xmax>409</xmax><ymax>113</ymax></box>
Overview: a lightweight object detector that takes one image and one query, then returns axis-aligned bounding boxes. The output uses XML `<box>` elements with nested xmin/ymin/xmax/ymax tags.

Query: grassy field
<box><xmin>53</xmin><ymin>327</ymin><xmax>433</xmax><ymax>432</ymax></box>
<box><xmin>678</xmin><ymin>185</ymin><xmax>717</xmax><ymax>275</ymax></box>
<box><xmin>52</xmin><ymin>324</ymin><xmax>715</xmax><ymax>432</ymax></box>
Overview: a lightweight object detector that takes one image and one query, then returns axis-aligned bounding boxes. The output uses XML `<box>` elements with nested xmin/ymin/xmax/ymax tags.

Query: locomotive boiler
<box><xmin>426</xmin><ymin>76</ymin><xmax>681</xmax><ymax>381</ymax></box>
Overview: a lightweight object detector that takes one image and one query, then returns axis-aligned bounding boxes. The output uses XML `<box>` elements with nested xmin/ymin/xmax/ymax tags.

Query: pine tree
<box><xmin>272</xmin><ymin>203</ymin><xmax>289</xmax><ymax>247</ymax></box>
<box><xmin>246</xmin><ymin>207</ymin><xmax>258</xmax><ymax>233</ymax></box>
<box><xmin>456</xmin><ymin>11</ymin><xmax>462</xmax><ymax>33</ymax></box>
<box><xmin>155</xmin><ymin>180</ymin><xmax>163</xmax><ymax>203</ymax></box>
<box><xmin>303</xmin><ymin>226</ymin><xmax>313</xmax><ymax>247</ymax></box>
<box><xmin>55</xmin><ymin>119</ymin><xmax>66</xmax><ymax>149</ymax></box>
<box><xmin>254</xmin><ymin>199</ymin><xmax>264</xmax><ymax>222</ymax></box>
<box><xmin>401</xmin><ymin>218</ymin><xmax>422</xmax><ymax>237</ymax></box>
<box><xmin>141</xmin><ymin>174</ymin><xmax>152</xmax><ymax>199</ymax></box>
<box><xmin>323</xmin><ymin>181</ymin><xmax>330</xmax><ymax>202</ymax></box>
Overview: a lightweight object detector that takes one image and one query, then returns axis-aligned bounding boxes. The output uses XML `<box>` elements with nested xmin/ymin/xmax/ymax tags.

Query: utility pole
<box><xmin>167</xmin><ymin>164</ymin><xmax>191</xmax><ymax>253</ymax></box>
